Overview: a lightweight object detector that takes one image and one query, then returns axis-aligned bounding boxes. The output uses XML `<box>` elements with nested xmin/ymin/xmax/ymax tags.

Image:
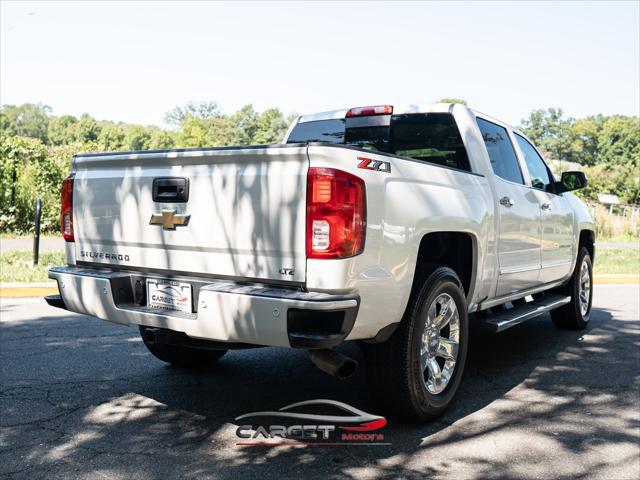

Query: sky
<box><xmin>1</xmin><ymin>1</ymin><xmax>638</xmax><ymax>128</ymax></box>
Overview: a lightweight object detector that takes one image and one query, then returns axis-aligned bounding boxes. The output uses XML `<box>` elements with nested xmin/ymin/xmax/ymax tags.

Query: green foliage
<box><xmin>0</xmin><ymin>103</ymin><xmax>51</xmax><ymax>143</ymax></box>
<box><xmin>0</xmin><ymin>134</ymin><xmax>93</xmax><ymax>234</ymax></box>
<box><xmin>439</xmin><ymin>98</ymin><xmax>468</xmax><ymax>105</ymax></box>
<box><xmin>582</xmin><ymin>162</ymin><xmax>640</xmax><ymax>206</ymax></box>
<box><xmin>0</xmin><ymin>99</ymin><xmax>636</xmax><ymax>235</ymax></box>
<box><xmin>520</xmin><ymin>108</ymin><xmax>573</xmax><ymax>162</ymax></box>
<box><xmin>164</xmin><ymin>101</ymin><xmax>221</xmax><ymax>126</ymax></box>
<box><xmin>252</xmin><ymin>108</ymin><xmax>289</xmax><ymax>144</ymax></box>
<box><xmin>124</xmin><ymin>125</ymin><xmax>152</xmax><ymax>150</ymax></box>
<box><xmin>148</xmin><ymin>128</ymin><xmax>176</xmax><ymax>149</ymax></box>
<box><xmin>48</xmin><ymin>115</ymin><xmax>78</xmax><ymax>146</ymax></box>
<box><xmin>75</xmin><ymin>114</ymin><xmax>101</xmax><ymax>143</ymax></box>
<box><xmin>597</xmin><ymin>116</ymin><xmax>640</xmax><ymax>167</ymax></box>
<box><xmin>0</xmin><ymin>134</ymin><xmax>47</xmax><ymax>232</ymax></box>
<box><xmin>0</xmin><ymin>101</ymin><xmax>293</xmax><ymax>233</ymax></box>
<box><xmin>521</xmin><ymin>109</ymin><xmax>639</xmax><ymax>205</ymax></box>
<box><xmin>98</xmin><ymin>123</ymin><xmax>127</xmax><ymax>150</ymax></box>
<box><xmin>174</xmin><ymin>102</ymin><xmax>290</xmax><ymax>148</ymax></box>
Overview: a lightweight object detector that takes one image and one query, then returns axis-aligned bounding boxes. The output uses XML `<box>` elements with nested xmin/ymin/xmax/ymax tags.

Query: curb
<box><xmin>1</xmin><ymin>275</ymin><xmax>638</xmax><ymax>298</ymax></box>
<box><xmin>1</xmin><ymin>282</ymin><xmax>57</xmax><ymax>298</ymax></box>
<box><xmin>1</xmin><ymin>286</ymin><xmax>59</xmax><ymax>298</ymax></box>
<box><xmin>593</xmin><ymin>274</ymin><xmax>640</xmax><ymax>285</ymax></box>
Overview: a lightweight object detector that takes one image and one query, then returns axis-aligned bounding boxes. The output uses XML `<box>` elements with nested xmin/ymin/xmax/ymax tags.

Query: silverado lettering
<box><xmin>80</xmin><ymin>251</ymin><xmax>130</xmax><ymax>261</ymax></box>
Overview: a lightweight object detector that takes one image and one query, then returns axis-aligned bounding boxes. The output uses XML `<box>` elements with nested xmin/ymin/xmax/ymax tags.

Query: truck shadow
<box><xmin>2</xmin><ymin>304</ymin><xmax>638</xmax><ymax>479</ymax></box>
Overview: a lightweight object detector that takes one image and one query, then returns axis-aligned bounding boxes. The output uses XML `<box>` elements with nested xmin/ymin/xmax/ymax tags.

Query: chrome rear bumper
<box><xmin>48</xmin><ymin>266</ymin><xmax>358</xmax><ymax>348</ymax></box>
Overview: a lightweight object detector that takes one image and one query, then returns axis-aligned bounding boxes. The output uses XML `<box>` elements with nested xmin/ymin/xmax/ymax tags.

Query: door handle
<box><xmin>499</xmin><ymin>196</ymin><xmax>514</xmax><ymax>207</ymax></box>
<box><xmin>541</xmin><ymin>203</ymin><xmax>552</xmax><ymax>211</ymax></box>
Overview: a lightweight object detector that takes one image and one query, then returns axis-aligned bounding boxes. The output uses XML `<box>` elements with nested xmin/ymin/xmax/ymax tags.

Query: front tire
<box><xmin>139</xmin><ymin>326</ymin><xmax>227</xmax><ymax>368</ymax></box>
<box><xmin>551</xmin><ymin>247</ymin><xmax>593</xmax><ymax>330</ymax></box>
<box><xmin>364</xmin><ymin>267</ymin><xmax>469</xmax><ymax>420</ymax></box>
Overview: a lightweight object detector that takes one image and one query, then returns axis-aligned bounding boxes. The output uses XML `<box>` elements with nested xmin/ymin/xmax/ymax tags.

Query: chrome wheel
<box><xmin>420</xmin><ymin>293</ymin><xmax>460</xmax><ymax>394</ymax></box>
<box><xmin>579</xmin><ymin>259</ymin><xmax>591</xmax><ymax>317</ymax></box>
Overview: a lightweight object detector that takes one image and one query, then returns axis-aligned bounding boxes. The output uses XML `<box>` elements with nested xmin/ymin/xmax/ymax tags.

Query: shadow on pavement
<box><xmin>1</xmin><ymin>302</ymin><xmax>638</xmax><ymax>479</ymax></box>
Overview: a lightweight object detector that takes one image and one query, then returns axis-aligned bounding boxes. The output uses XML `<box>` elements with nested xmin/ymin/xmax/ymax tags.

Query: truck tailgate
<box><xmin>71</xmin><ymin>146</ymin><xmax>308</xmax><ymax>283</ymax></box>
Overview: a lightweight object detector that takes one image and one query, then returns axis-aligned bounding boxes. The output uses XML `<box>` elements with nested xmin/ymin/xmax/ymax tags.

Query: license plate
<box><xmin>146</xmin><ymin>279</ymin><xmax>192</xmax><ymax>313</ymax></box>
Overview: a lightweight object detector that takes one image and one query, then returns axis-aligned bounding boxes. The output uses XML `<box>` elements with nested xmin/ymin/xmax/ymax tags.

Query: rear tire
<box><xmin>364</xmin><ymin>266</ymin><xmax>469</xmax><ymax>420</ymax></box>
<box><xmin>139</xmin><ymin>326</ymin><xmax>227</xmax><ymax>368</ymax></box>
<box><xmin>551</xmin><ymin>247</ymin><xmax>593</xmax><ymax>330</ymax></box>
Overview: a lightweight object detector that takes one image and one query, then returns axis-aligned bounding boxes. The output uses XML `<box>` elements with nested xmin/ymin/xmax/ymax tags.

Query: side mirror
<box><xmin>558</xmin><ymin>171</ymin><xmax>588</xmax><ymax>192</ymax></box>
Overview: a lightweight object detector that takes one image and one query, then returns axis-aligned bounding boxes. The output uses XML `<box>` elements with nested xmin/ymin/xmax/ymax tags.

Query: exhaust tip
<box><xmin>335</xmin><ymin>359</ymin><xmax>358</xmax><ymax>380</ymax></box>
<box><xmin>309</xmin><ymin>348</ymin><xmax>358</xmax><ymax>380</ymax></box>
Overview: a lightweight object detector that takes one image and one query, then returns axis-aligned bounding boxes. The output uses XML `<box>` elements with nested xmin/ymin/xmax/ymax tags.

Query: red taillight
<box><xmin>60</xmin><ymin>175</ymin><xmax>74</xmax><ymax>242</ymax></box>
<box><xmin>346</xmin><ymin>105</ymin><xmax>393</xmax><ymax>117</ymax></box>
<box><xmin>306</xmin><ymin>167</ymin><xmax>366</xmax><ymax>259</ymax></box>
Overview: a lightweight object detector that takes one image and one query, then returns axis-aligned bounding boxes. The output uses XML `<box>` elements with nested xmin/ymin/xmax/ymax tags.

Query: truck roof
<box><xmin>295</xmin><ymin>103</ymin><xmax>521</xmax><ymax>134</ymax></box>
<box><xmin>297</xmin><ymin>102</ymin><xmax>458</xmax><ymax>123</ymax></box>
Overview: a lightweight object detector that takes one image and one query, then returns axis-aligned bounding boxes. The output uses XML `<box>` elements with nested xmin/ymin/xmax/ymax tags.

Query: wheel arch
<box><xmin>411</xmin><ymin>231</ymin><xmax>478</xmax><ymax>301</ymax></box>
<box><xmin>579</xmin><ymin>229</ymin><xmax>595</xmax><ymax>263</ymax></box>
<box><xmin>365</xmin><ymin>230</ymin><xmax>478</xmax><ymax>344</ymax></box>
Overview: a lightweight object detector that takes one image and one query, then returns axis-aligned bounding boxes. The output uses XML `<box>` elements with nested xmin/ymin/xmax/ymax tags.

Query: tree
<box><xmin>74</xmin><ymin>114</ymin><xmax>101</xmax><ymax>143</ymax></box>
<box><xmin>597</xmin><ymin>116</ymin><xmax>640</xmax><ymax>167</ymax></box>
<box><xmin>124</xmin><ymin>125</ymin><xmax>152</xmax><ymax>151</ymax></box>
<box><xmin>98</xmin><ymin>123</ymin><xmax>127</xmax><ymax>151</ymax></box>
<box><xmin>520</xmin><ymin>108</ymin><xmax>573</xmax><ymax>162</ymax></box>
<box><xmin>0</xmin><ymin>103</ymin><xmax>51</xmax><ymax>143</ymax></box>
<box><xmin>48</xmin><ymin>115</ymin><xmax>79</xmax><ymax>146</ymax></box>
<box><xmin>164</xmin><ymin>101</ymin><xmax>221</xmax><ymax>126</ymax></box>
<box><xmin>568</xmin><ymin>116</ymin><xmax>603</xmax><ymax>166</ymax></box>
<box><xmin>176</xmin><ymin>115</ymin><xmax>211</xmax><ymax>148</ymax></box>
<box><xmin>229</xmin><ymin>104</ymin><xmax>258</xmax><ymax>145</ymax></box>
<box><xmin>149</xmin><ymin>129</ymin><xmax>176</xmax><ymax>149</ymax></box>
<box><xmin>252</xmin><ymin>108</ymin><xmax>289</xmax><ymax>144</ymax></box>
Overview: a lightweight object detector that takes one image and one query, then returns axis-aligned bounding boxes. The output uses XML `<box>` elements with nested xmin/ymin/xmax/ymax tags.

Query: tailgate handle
<box><xmin>152</xmin><ymin>177</ymin><xmax>189</xmax><ymax>203</ymax></box>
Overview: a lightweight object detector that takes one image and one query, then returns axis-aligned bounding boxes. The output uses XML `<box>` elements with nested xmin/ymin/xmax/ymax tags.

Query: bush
<box><xmin>0</xmin><ymin>134</ymin><xmax>93</xmax><ymax>234</ymax></box>
<box><xmin>590</xmin><ymin>202</ymin><xmax>639</xmax><ymax>241</ymax></box>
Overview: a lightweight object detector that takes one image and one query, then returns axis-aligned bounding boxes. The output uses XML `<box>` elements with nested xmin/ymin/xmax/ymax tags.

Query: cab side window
<box><xmin>476</xmin><ymin>118</ymin><xmax>524</xmax><ymax>184</ymax></box>
<box><xmin>390</xmin><ymin>113</ymin><xmax>471</xmax><ymax>171</ymax></box>
<box><xmin>514</xmin><ymin>134</ymin><xmax>554</xmax><ymax>192</ymax></box>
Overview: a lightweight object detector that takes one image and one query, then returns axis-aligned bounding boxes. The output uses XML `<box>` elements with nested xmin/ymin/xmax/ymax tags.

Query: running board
<box><xmin>484</xmin><ymin>294</ymin><xmax>571</xmax><ymax>333</ymax></box>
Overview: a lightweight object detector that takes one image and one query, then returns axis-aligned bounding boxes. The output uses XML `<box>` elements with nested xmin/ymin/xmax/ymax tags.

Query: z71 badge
<box><xmin>357</xmin><ymin>156</ymin><xmax>391</xmax><ymax>173</ymax></box>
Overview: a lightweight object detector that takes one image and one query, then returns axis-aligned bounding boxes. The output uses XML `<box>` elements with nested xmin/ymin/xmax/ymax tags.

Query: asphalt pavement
<box><xmin>1</xmin><ymin>285</ymin><xmax>639</xmax><ymax>479</ymax></box>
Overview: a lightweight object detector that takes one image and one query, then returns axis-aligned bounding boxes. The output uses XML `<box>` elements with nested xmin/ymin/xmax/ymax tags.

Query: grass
<box><xmin>594</xmin><ymin>248</ymin><xmax>640</xmax><ymax>275</ymax></box>
<box><xmin>0</xmin><ymin>246</ymin><xmax>638</xmax><ymax>284</ymax></box>
<box><xmin>0</xmin><ymin>250</ymin><xmax>65</xmax><ymax>283</ymax></box>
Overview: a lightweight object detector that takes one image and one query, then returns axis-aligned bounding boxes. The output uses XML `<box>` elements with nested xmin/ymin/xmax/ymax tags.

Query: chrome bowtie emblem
<box><xmin>149</xmin><ymin>210</ymin><xmax>190</xmax><ymax>230</ymax></box>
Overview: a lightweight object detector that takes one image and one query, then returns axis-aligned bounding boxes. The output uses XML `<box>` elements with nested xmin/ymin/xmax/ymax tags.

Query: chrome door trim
<box><xmin>499</xmin><ymin>263</ymin><xmax>541</xmax><ymax>275</ymax></box>
<box><xmin>540</xmin><ymin>259</ymin><xmax>572</xmax><ymax>269</ymax></box>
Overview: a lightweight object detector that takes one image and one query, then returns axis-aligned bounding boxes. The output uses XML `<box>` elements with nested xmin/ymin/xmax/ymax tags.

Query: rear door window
<box><xmin>476</xmin><ymin>117</ymin><xmax>524</xmax><ymax>184</ymax></box>
<box><xmin>390</xmin><ymin>113</ymin><xmax>470</xmax><ymax>171</ymax></box>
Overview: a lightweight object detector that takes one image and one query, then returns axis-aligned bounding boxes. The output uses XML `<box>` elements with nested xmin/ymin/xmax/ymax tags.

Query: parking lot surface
<box><xmin>1</xmin><ymin>285</ymin><xmax>639</xmax><ymax>479</ymax></box>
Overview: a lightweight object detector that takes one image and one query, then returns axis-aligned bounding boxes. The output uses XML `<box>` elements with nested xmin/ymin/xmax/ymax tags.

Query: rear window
<box><xmin>287</xmin><ymin>113</ymin><xmax>470</xmax><ymax>172</ymax></box>
<box><xmin>286</xmin><ymin>119</ymin><xmax>345</xmax><ymax>143</ymax></box>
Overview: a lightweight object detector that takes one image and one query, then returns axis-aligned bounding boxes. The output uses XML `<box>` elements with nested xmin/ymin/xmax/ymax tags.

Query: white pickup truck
<box><xmin>47</xmin><ymin>103</ymin><xmax>594</xmax><ymax>420</ymax></box>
